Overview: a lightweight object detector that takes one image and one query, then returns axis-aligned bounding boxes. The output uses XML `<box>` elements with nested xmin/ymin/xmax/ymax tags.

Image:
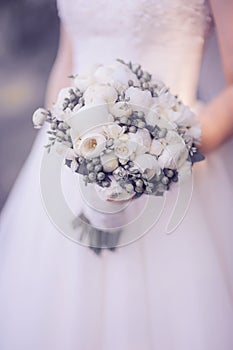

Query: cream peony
<box><xmin>74</xmin><ymin>133</ymin><xmax>106</xmax><ymax>158</ymax></box>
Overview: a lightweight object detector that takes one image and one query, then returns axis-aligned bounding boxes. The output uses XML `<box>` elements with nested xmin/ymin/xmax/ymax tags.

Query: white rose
<box><xmin>109</xmin><ymin>102</ymin><xmax>132</xmax><ymax>118</ymax></box>
<box><xmin>125</xmin><ymin>87</ymin><xmax>153</xmax><ymax>112</ymax></box>
<box><xmin>68</xmin><ymin>104</ymin><xmax>113</xmax><ymax>139</ymax></box>
<box><xmin>74</xmin><ymin>133</ymin><xmax>106</xmax><ymax>158</ymax></box>
<box><xmin>94</xmin><ymin>62</ymin><xmax>140</xmax><ymax>92</ymax></box>
<box><xmin>134</xmin><ymin>154</ymin><xmax>161</xmax><ymax>179</ymax></box>
<box><xmin>32</xmin><ymin>108</ymin><xmax>47</xmax><ymax>128</ymax></box>
<box><xmin>158</xmin><ymin>143</ymin><xmax>188</xmax><ymax>169</ymax></box>
<box><xmin>150</xmin><ymin>139</ymin><xmax>164</xmax><ymax>156</ymax></box>
<box><xmin>129</xmin><ymin>128</ymin><xmax>151</xmax><ymax>155</ymax></box>
<box><xmin>96</xmin><ymin>177</ymin><xmax>135</xmax><ymax>202</ymax></box>
<box><xmin>84</xmin><ymin>83</ymin><xmax>118</xmax><ymax>106</ymax></box>
<box><xmin>167</xmin><ymin>105</ymin><xmax>196</xmax><ymax>126</ymax></box>
<box><xmin>114</xmin><ymin>137</ymin><xmax>137</xmax><ymax>160</ymax></box>
<box><xmin>100</xmin><ymin>152</ymin><xmax>119</xmax><ymax>172</ymax></box>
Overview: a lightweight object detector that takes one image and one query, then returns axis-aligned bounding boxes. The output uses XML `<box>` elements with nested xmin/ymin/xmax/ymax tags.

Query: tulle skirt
<box><xmin>0</xmin><ymin>127</ymin><xmax>233</xmax><ymax>350</ymax></box>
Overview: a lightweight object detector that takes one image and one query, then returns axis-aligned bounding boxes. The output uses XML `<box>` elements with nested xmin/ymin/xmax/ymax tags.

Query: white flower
<box><xmin>114</xmin><ymin>136</ymin><xmax>137</xmax><ymax>160</ymax></box>
<box><xmin>150</xmin><ymin>139</ymin><xmax>164</xmax><ymax>156</ymax></box>
<box><xmin>109</xmin><ymin>102</ymin><xmax>132</xmax><ymax>118</ymax></box>
<box><xmin>186</xmin><ymin>124</ymin><xmax>201</xmax><ymax>142</ymax></box>
<box><xmin>94</xmin><ymin>62</ymin><xmax>139</xmax><ymax>92</ymax></box>
<box><xmin>73</xmin><ymin>64</ymin><xmax>100</xmax><ymax>92</ymax></box>
<box><xmin>158</xmin><ymin>143</ymin><xmax>188</xmax><ymax>169</ymax></box>
<box><xmin>165</xmin><ymin>130</ymin><xmax>184</xmax><ymax>145</ymax></box>
<box><xmin>145</xmin><ymin>94</ymin><xmax>178</xmax><ymax>129</ymax></box>
<box><xmin>74</xmin><ymin>75</ymin><xmax>93</xmax><ymax>93</ymax></box>
<box><xmin>96</xmin><ymin>177</ymin><xmax>135</xmax><ymax>202</ymax></box>
<box><xmin>74</xmin><ymin>133</ymin><xmax>106</xmax><ymax>158</ymax></box>
<box><xmin>68</xmin><ymin>104</ymin><xmax>113</xmax><ymax>139</ymax></box>
<box><xmin>125</xmin><ymin>87</ymin><xmax>153</xmax><ymax>112</ymax></box>
<box><xmin>129</xmin><ymin>128</ymin><xmax>152</xmax><ymax>154</ymax></box>
<box><xmin>167</xmin><ymin>104</ymin><xmax>196</xmax><ymax>126</ymax></box>
<box><xmin>32</xmin><ymin>108</ymin><xmax>47</xmax><ymax>128</ymax></box>
<box><xmin>134</xmin><ymin>154</ymin><xmax>161</xmax><ymax>179</ymax></box>
<box><xmin>101</xmin><ymin>152</ymin><xmax>119</xmax><ymax>172</ymax></box>
<box><xmin>102</xmin><ymin>124</ymin><xmax>124</xmax><ymax>139</ymax></box>
<box><xmin>52</xmin><ymin>87</ymin><xmax>73</xmax><ymax>121</ymax></box>
<box><xmin>84</xmin><ymin>83</ymin><xmax>118</xmax><ymax>106</ymax></box>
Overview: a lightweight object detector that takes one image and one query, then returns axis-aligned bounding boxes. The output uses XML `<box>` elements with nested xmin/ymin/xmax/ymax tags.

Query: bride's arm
<box><xmin>45</xmin><ymin>24</ymin><xmax>73</xmax><ymax>108</ymax></box>
<box><xmin>198</xmin><ymin>0</ymin><xmax>233</xmax><ymax>153</ymax></box>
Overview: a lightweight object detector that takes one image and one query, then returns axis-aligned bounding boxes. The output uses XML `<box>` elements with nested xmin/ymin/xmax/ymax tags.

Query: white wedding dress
<box><xmin>1</xmin><ymin>1</ymin><xmax>233</xmax><ymax>349</ymax></box>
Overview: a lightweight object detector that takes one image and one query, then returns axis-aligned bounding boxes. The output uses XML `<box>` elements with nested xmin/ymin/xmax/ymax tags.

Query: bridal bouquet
<box><xmin>33</xmin><ymin>59</ymin><xmax>204</xmax><ymax>202</ymax></box>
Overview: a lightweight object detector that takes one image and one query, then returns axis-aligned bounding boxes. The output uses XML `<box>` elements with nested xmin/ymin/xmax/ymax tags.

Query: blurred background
<box><xmin>0</xmin><ymin>0</ymin><xmax>59</xmax><ymax>210</ymax></box>
<box><xmin>0</xmin><ymin>1</ymin><xmax>225</xmax><ymax>212</ymax></box>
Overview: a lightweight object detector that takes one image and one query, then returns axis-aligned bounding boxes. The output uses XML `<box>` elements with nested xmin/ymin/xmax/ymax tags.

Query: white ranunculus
<box><xmin>94</xmin><ymin>62</ymin><xmax>140</xmax><ymax>92</ymax></box>
<box><xmin>125</xmin><ymin>87</ymin><xmax>153</xmax><ymax>112</ymax></box>
<box><xmin>84</xmin><ymin>83</ymin><xmax>118</xmax><ymax>106</ymax></box>
<box><xmin>32</xmin><ymin>108</ymin><xmax>47</xmax><ymax>128</ymax></box>
<box><xmin>129</xmin><ymin>128</ymin><xmax>152</xmax><ymax>155</ymax></box>
<box><xmin>114</xmin><ymin>137</ymin><xmax>137</xmax><ymax>160</ymax></box>
<box><xmin>74</xmin><ymin>133</ymin><xmax>106</xmax><ymax>158</ymax></box>
<box><xmin>150</xmin><ymin>139</ymin><xmax>164</xmax><ymax>156</ymax></box>
<box><xmin>96</xmin><ymin>177</ymin><xmax>135</xmax><ymax>202</ymax></box>
<box><xmin>101</xmin><ymin>152</ymin><xmax>119</xmax><ymax>172</ymax></box>
<box><xmin>68</xmin><ymin>104</ymin><xmax>113</xmax><ymax>140</ymax></box>
<box><xmin>134</xmin><ymin>154</ymin><xmax>161</xmax><ymax>179</ymax></box>
<box><xmin>158</xmin><ymin>143</ymin><xmax>188</xmax><ymax>169</ymax></box>
<box><xmin>109</xmin><ymin>102</ymin><xmax>132</xmax><ymax>119</ymax></box>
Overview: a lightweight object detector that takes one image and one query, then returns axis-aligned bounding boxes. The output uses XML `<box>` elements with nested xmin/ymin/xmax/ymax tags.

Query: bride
<box><xmin>1</xmin><ymin>1</ymin><xmax>233</xmax><ymax>349</ymax></box>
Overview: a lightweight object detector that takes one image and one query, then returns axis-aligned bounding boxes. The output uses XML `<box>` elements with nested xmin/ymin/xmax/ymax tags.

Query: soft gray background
<box><xmin>0</xmin><ymin>4</ymin><xmax>225</xmax><ymax>212</ymax></box>
<box><xmin>0</xmin><ymin>0</ymin><xmax>59</xmax><ymax>210</ymax></box>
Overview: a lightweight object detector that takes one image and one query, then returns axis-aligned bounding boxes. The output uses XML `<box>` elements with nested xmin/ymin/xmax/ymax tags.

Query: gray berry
<box><xmin>97</xmin><ymin>172</ymin><xmax>105</xmax><ymax>181</ymax></box>
<box><xmin>95</xmin><ymin>164</ymin><xmax>102</xmax><ymax>172</ymax></box>
<box><xmin>129</xmin><ymin>126</ymin><xmax>137</xmax><ymax>133</ymax></box>
<box><xmin>88</xmin><ymin>172</ymin><xmax>96</xmax><ymax>181</ymax></box>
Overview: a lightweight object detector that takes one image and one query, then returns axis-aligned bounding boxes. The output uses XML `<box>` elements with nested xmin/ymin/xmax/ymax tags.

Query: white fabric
<box><xmin>1</xmin><ymin>1</ymin><xmax>233</xmax><ymax>349</ymax></box>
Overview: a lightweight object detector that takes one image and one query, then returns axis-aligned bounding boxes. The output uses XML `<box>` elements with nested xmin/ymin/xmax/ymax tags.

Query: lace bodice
<box><xmin>57</xmin><ymin>0</ymin><xmax>212</xmax><ymax>106</ymax></box>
